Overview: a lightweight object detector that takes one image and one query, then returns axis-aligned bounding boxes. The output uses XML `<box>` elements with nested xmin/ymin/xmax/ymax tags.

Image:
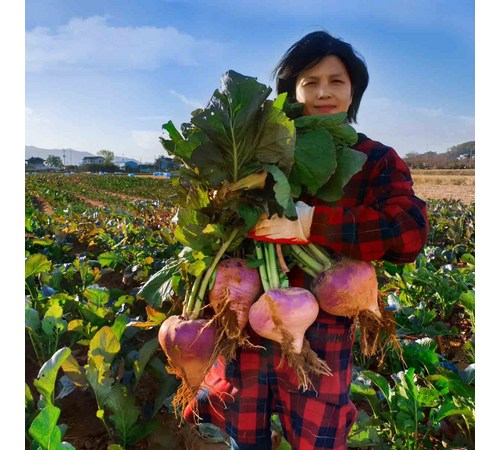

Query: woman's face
<box><xmin>295</xmin><ymin>55</ymin><xmax>353</xmax><ymax>117</ymax></box>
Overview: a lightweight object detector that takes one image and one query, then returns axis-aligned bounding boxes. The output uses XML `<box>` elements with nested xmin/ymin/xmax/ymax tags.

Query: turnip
<box><xmin>157</xmin><ymin>229</ymin><xmax>240</xmax><ymax>418</ymax></box>
<box><xmin>208</xmin><ymin>257</ymin><xmax>263</xmax><ymax>360</ymax></box>
<box><xmin>289</xmin><ymin>243</ymin><xmax>398</xmax><ymax>356</ymax></box>
<box><xmin>158</xmin><ymin>315</ymin><xmax>217</xmax><ymax>415</ymax></box>
<box><xmin>248</xmin><ymin>242</ymin><xmax>331</xmax><ymax>391</ymax></box>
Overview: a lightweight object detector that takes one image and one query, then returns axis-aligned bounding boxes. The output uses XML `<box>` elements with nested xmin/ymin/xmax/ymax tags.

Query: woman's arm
<box><xmin>309</xmin><ymin>147</ymin><xmax>428</xmax><ymax>263</ymax></box>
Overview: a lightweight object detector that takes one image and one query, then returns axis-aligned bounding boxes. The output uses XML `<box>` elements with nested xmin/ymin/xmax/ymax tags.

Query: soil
<box><xmin>413</xmin><ymin>183</ymin><xmax>475</xmax><ymax>204</ymax></box>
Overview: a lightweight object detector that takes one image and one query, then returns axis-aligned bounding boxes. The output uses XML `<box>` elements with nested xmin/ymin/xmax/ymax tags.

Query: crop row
<box><xmin>24</xmin><ymin>175</ymin><xmax>475</xmax><ymax>449</ymax></box>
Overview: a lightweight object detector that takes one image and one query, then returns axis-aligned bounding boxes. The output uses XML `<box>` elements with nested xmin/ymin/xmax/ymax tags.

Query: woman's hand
<box><xmin>248</xmin><ymin>201</ymin><xmax>315</xmax><ymax>244</ymax></box>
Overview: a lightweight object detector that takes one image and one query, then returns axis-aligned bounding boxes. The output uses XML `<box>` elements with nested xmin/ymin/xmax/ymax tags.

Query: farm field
<box><xmin>25</xmin><ymin>172</ymin><xmax>475</xmax><ymax>450</ymax></box>
<box><xmin>411</xmin><ymin>169</ymin><xmax>475</xmax><ymax>204</ymax></box>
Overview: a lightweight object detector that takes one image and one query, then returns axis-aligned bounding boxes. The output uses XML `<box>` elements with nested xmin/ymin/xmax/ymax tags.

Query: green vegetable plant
<box><xmin>26</xmin><ymin>347</ymin><xmax>76</xmax><ymax>450</ymax></box>
<box><xmin>59</xmin><ymin>324</ymin><xmax>179</xmax><ymax>448</ymax></box>
<box><xmin>350</xmin><ymin>366</ymin><xmax>474</xmax><ymax>449</ymax></box>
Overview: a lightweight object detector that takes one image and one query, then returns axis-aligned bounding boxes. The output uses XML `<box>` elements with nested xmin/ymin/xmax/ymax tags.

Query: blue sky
<box><xmin>25</xmin><ymin>0</ymin><xmax>475</xmax><ymax>163</ymax></box>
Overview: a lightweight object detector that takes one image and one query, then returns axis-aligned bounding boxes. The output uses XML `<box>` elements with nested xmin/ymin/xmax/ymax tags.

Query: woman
<box><xmin>184</xmin><ymin>30</ymin><xmax>428</xmax><ymax>450</ymax></box>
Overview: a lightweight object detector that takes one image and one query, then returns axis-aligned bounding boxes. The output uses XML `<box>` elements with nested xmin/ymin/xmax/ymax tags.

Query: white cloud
<box><xmin>358</xmin><ymin>96</ymin><xmax>475</xmax><ymax>155</ymax></box>
<box><xmin>26</xmin><ymin>16</ymin><xmax>228</xmax><ymax>72</ymax></box>
<box><xmin>168</xmin><ymin>90</ymin><xmax>203</xmax><ymax>109</ymax></box>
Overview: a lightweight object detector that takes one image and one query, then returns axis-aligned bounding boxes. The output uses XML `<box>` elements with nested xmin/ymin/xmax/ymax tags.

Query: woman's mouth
<box><xmin>314</xmin><ymin>105</ymin><xmax>337</xmax><ymax>114</ymax></box>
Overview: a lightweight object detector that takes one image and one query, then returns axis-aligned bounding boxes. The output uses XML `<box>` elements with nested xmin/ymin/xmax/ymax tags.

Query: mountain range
<box><xmin>25</xmin><ymin>146</ymin><xmax>141</xmax><ymax>165</ymax></box>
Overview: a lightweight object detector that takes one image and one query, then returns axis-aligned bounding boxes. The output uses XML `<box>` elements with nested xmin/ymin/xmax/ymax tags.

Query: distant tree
<box><xmin>404</xmin><ymin>140</ymin><xmax>475</xmax><ymax>170</ymax></box>
<box><xmin>45</xmin><ymin>155</ymin><xmax>63</xmax><ymax>168</ymax></box>
<box><xmin>97</xmin><ymin>149</ymin><xmax>115</xmax><ymax>164</ymax></box>
<box><xmin>81</xmin><ymin>162</ymin><xmax>120</xmax><ymax>173</ymax></box>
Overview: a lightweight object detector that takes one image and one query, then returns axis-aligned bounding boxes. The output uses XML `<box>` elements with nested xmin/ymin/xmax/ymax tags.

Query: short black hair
<box><xmin>273</xmin><ymin>31</ymin><xmax>369</xmax><ymax>123</ymax></box>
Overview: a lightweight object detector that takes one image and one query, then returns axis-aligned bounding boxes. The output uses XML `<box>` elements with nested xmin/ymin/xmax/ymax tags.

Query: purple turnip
<box><xmin>290</xmin><ymin>243</ymin><xmax>398</xmax><ymax>356</ymax></box>
<box><xmin>158</xmin><ymin>315</ymin><xmax>217</xmax><ymax>416</ymax></box>
<box><xmin>310</xmin><ymin>257</ymin><xmax>380</xmax><ymax>318</ymax></box>
<box><xmin>208</xmin><ymin>258</ymin><xmax>263</xmax><ymax>360</ymax></box>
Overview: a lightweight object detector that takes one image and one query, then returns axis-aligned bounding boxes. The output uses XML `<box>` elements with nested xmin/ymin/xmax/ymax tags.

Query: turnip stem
<box><xmin>267</xmin><ymin>243</ymin><xmax>280</xmax><ymax>290</ymax></box>
<box><xmin>255</xmin><ymin>241</ymin><xmax>271</xmax><ymax>292</ymax></box>
<box><xmin>191</xmin><ymin>228</ymin><xmax>240</xmax><ymax>319</ymax></box>
<box><xmin>306</xmin><ymin>243</ymin><xmax>333</xmax><ymax>269</ymax></box>
<box><xmin>185</xmin><ymin>274</ymin><xmax>203</xmax><ymax>318</ymax></box>
<box><xmin>289</xmin><ymin>245</ymin><xmax>323</xmax><ymax>276</ymax></box>
<box><xmin>263</xmin><ymin>242</ymin><xmax>273</xmax><ymax>289</ymax></box>
<box><xmin>293</xmin><ymin>259</ymin><xmax>319</xmax><ymax>278</ymax></box>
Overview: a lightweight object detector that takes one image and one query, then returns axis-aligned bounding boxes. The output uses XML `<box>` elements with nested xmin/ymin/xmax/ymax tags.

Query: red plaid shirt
<box><xmin>184</xmin><ymin>133</ymin><xmax>429</xmax><ymax>448</ymax></box>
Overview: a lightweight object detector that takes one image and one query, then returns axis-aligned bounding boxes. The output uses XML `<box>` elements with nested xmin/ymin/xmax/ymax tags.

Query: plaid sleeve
<box><xmin>309</xmin><ymin>146</ymin><xmax>429</xmax><ymax>263</ymax></box>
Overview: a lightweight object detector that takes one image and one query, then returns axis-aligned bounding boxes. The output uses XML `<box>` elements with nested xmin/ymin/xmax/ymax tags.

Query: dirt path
<box><xmin>32</xmin><ymin>196</ymin><xmax>55</xmax><ymax>215</ymax></box>
<box><xmin>413</xmin><ymin>184</ymin><xmax>475</xmax><ymax>204</ymax></box>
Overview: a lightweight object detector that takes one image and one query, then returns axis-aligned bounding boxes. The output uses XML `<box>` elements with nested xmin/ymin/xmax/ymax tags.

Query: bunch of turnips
<box><xmin>138</xmin><ymin>70</ymin><xmax>393</xmax><ymax>417</ymax></box>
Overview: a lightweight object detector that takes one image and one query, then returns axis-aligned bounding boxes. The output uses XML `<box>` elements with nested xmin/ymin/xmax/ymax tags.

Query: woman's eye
<box><xmin>331</xmin><ymin>79</ymin><xmax>342</xmax><ymax>84</ymax></box>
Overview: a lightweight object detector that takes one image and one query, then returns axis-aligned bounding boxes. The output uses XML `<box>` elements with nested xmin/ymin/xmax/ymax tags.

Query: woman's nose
<box><xmin>317</xmin><ymin>84</ymin><xmax>332</xmax><ymax>98</ymax></box>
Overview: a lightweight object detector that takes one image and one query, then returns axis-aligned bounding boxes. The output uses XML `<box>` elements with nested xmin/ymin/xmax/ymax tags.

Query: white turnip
<box><xmin>248</xmin><ymin>242</ymin><xmax>331</xmax><ymax>390</ymax></box>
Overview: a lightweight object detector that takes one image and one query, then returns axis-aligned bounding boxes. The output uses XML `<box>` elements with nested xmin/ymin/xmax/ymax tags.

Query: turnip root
<box><xmin>208</xmin><ymin>258</ymin><xmax>263</xmax><ymax>360</ymax></box>
<box><xmin>249</xmin><ymin>242</ymin><xmax>332</xmax><ymax>390</ymax></box>
<box><xmin>249</xmin><ymin>288</ymin><xmax>317</xmax><ymax>354</ymax></box>
<box><xmin>290</xmin><ymin>244</ymin><xmax>399</xmax><ymax>357</ymax></box>
<box><xmin>310</xmin><ymin>257</ymin><xmax>380</xmax><ymax>318</ymax></box>
<box><xmin>158</xmin><ymin>315</ymin><xmax>218</xmax><ymax>418</ymax></box>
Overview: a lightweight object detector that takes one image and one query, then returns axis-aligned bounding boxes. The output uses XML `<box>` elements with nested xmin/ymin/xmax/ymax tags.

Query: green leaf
<box><xmin>88</xmin><ymin>326</ymin><xmax>120</xmax><ymax>370</ymax></box>
<box><xmin>294</xmin><ymin>112</ymin><xmax>347</xmax><ymax>131</ymax></box>
<box><xmin>105</xmin><ymin>384</ymin><xmax>140</xmax><ymax>446</ymax></box>
<box><xmin>316</xmin><ymin>146</ymin><xmax>367</xmax><ymax>201</ymax></box>
<box><xmin>26</xmin><ymin>382</ymin><xmax>36</xmax><ymax>414</ymax></box>
<box><xmin>290</xmin><ymin>129</ymin><xmax>336</xmax><ymax>195</ymax></box>
<box><xmin>254</xmin><ymin>100</ymin><xmax>295</xmax><ymax>176</ymax></box>
<box><xmin>190</xmin><ymin>70</ymin><xmax>273</xmax><ymax>182</ymax></box>
<box><xmin>294</xmin><ymin>113</ymin><xmax>358</xmax><ymax>145</ymax></box>
<box><xmin>459</xmin><ymin>290</ymin><xmax>475</xmax><ymax>311</ymax></box>
<box><xmin>26</xmin><ymin>254</ymin><xmax>52</xmax><ymax>279</ymax></box>
<box><xmin>28</xmin><ymin>405</ymin><xmax>63</xmax><ymax>450</ymax></box>
<box><xmin>133</xmin><ymin>338</ymin><xmax>159</xmax><ymax>389</ymax></box>
<box><xmin>187</xmin><ymin>258</ymin><xmax>210</xmax><ymax>277</ymax></box>
<box><xmin>350</xmin><ymin>381</ymin><xmax>377</xmax><ymax>398</ymax></box>
<box><xmin>98</xmin><ymin>252</ymin><xmax>122</xmax><ymax>269</ymax></box>
<box><xmin>417</xmin><ymin>387</ymin><xmax>440</xmax><ymax>407</ymax></box>
<box><xmin>137</xmin><ymin>258</ymin><xmax>183</xmax><ymax>308</ymax></box>
<box><xmin>34</xmin><ymin>347</ymin><xmax>71</xmax><ymax>405</ymax></box>
<box><xmin>361</xmin><ymin>370</ymin><xmax>391</xmax><ymax>401</ymax></box>
<box><xmin>435</xmin><ymin>399</ymin><xmax>474</xmax><ymax>422</ymax></box>
<box><xmin>190</xmin><ymin>142</ymin><xmax>231</xmax><ymax>187</ymax></box>
<box><xmin>32</xmin><ymin>238</ymin><xmax>55</xmax><ymax>247</ymax></box>
<box><xmin>85</xmin><ymin>360</ymin><xmax>114</xmax><ymax>406</ymax></box>
<box><xmin>174</xmin><ymin>209</ymin><xmax>227</xmax><ymax>256</ymax></box>
<box><xmin>110</xmin><ymin>314</ymin><xmax>128</xmax><ymax>342</ymax></box>
<box><xmin>152</xmin><ymin>371</ymin><xmax>181</xmax><ymax>417</ymax></box>
<box><xmin>236</xmin><ymin>202</ymin><xmax>263</xmax><ymax>231</ymax></box>
<box><xmin>264</xmin><ymin>164</ymin><xmax>296</xmax><ymax>218</ymax></box>
<box><xmin>84</xmin><ymin>287</ymin><xmax>110</xmax><ymax>307</ymax></box>
<box><xmin>61</xmin><ymin>354</ymin><xmax>88</xmax><ymax>388</ymax></box>
<box><xmin>41</xmin><ymin>304</ymin><xmax>67</xmax><ymax>337</ymax></box>
<box><xmin>26</xmin><ymin>307</ymin><xmax>41</xmax><ymax>331</ymax></box>
<box><xmin>161</xmin><ymin>120</ymin><xmax>202</xmax><ymax>160</ymax></box>
<box><xmin>184</xmin><ymin>182</ymin><xmax>211</xmax><ymax>210</ymax></box>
